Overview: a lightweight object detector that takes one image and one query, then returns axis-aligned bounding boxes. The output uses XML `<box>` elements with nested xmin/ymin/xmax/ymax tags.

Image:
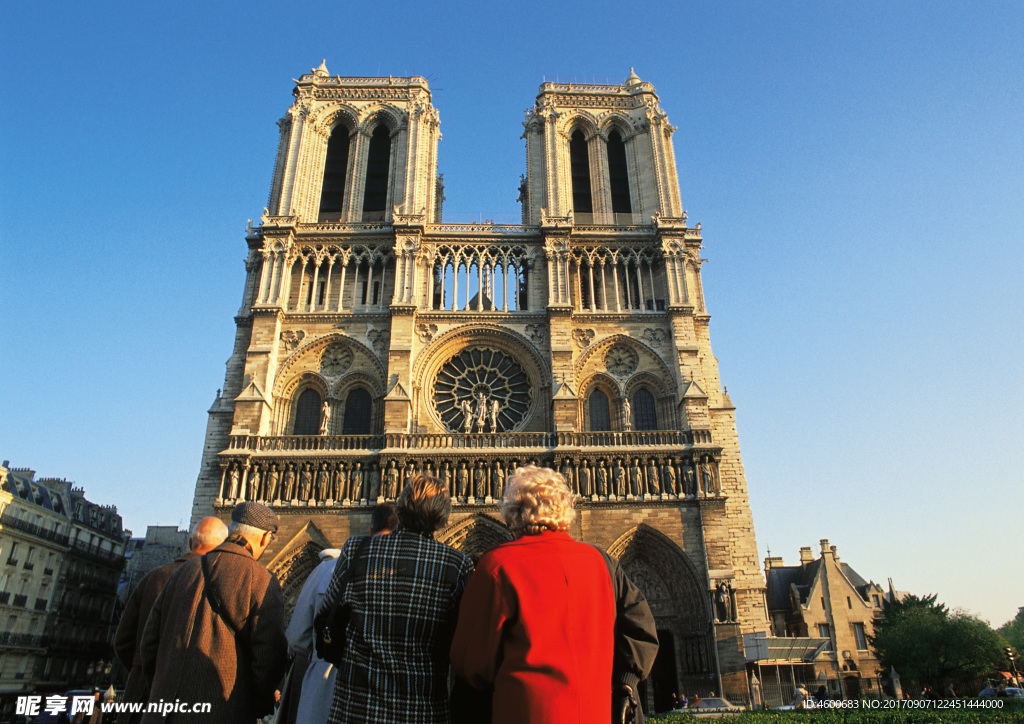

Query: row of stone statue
<box><xmin>219</xmin><ymin>454</ymin><xmax>722</xmax><ymax>505</ymax></box>
<box><xmin>556</xmin><ymin>455</ymin><xmax>721</xmax><ymax>499</ymax></box>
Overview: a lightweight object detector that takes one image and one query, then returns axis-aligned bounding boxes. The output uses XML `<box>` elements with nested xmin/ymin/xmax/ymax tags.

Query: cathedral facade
<box><xmin>190</xmin><ymin>63</ymin><xmax>767</xmax><ymax>706</ymax></box>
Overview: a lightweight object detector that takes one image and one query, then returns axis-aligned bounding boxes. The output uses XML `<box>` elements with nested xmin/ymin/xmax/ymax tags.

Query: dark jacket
<box><xmin>113</xmin><ymin>552</ymin><xmax>197</xmax><ymax>724</ymax></box>
<box><xmin>319</xmin><ymin>526</ymin><xmax>474</xmax><ymax>724</ymax></box>
<box><xmin>139</xmin><ymin>540</ymin><xmax>287</xmax><ymax>723</ymax></box>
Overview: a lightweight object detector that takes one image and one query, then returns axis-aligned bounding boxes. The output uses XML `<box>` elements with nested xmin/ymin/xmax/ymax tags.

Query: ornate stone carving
<box><xmin>281</xmin><ymin>330</ymin><xmax>305</xmax><ymax>351</ymax></box>
<box><xmin>366</xmin><ymin>328</ymin><xmax>389</xmax><ymax>355</ymax></box>
<box><xmin>320</xmin><ymin>344</ymin><xmax>352</xmax><ymax>377</ymax></box>
<box><xmin>605</xmin><ymin>344</ymin><xmax>638</xmax><ymax>377</ymax></box>
<box><xmin>641</xmin><ymin>328</ymin><xmax>666</xmax><ymax>347</ymax></box>
<box><xmin>571</xmin><ymin>329</ymin><xmax>595</xmax><ymax>348</ymax></box>
<box><xmin>416</xmin><ymin>322</ymin><xmax>438</xmax><ymax>343</ymax></box>
<box><xmin>525</xmin><ymin>324</ymin><xmax>545</xmax><ymax>344</ymax></box>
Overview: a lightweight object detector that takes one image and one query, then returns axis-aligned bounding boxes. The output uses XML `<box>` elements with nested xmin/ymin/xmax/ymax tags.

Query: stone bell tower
<box><xmin>192</xmin><ymin>65</ymin><xmax>768</xmax><ymax>709</ymax></box>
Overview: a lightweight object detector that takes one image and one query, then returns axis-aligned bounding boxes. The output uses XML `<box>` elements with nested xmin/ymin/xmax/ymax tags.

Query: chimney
<box><xmin>765</xmin><ymin>556</ymin><xmax>784</xmax><ymax>570</ymax></box>
<box><xmin>830</xmin><ymin>545</ymin><xmax>839</xmax><ymax>562</ymax></box>
<box><xmin>799</xmin><ymin>547</ymin><xmax>814</xmax><ymax>564</ymax></box>
<box><xmin>820</xmin><ymin>538</ymin><xmax>831</xmax><ymax>555</ymax></box>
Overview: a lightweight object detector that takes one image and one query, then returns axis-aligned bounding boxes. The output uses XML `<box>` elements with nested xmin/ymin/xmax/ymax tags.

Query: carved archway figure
<box><xmin>437</xmin><ymin>513</ymin><xmax>513</xmax><ymax>562</ymax></box>
<box><xmin>266</xmin><ymin>521</ymin><xmax>336</xmax><ymax>618</ymax></box>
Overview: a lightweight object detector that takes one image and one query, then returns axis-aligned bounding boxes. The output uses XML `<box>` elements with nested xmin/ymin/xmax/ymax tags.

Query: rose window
<box><xmin>320</xmin><ymin>345</ymin><xmax>353</xmax><ymax>377</ymax></box>
<box><xmin>433</xmin><ymin>348</ymin><xmax>531</xmax><ymax>433</ymax></box>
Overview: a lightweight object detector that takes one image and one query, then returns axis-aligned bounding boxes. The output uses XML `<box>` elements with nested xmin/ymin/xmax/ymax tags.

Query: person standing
<box><xmin>450</xmin><ymin>465</ymin><xmax>659</xmax><ymax>724</ymax></box>
<box><xmin>318</xmin><ymin>475</ymin><xmax>473</xmax><ymax>723</ymax></box>
<box><xmin>139</xmin><ymin>502</ymin><xmax>287</xmax><ymax>723</ymax></box>
<box><xmin>285</xmin><ymin>503</ymin><xmax>399</xmax><ymax>724</ymax></box>
<box><xmin>113</xmin><ymin>517</ymin><xmax>228</xmax><ymax>724</ymax></box>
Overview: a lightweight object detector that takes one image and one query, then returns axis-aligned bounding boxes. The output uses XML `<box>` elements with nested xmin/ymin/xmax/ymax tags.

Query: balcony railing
<box><xmin>227</xmin><ymin>434</ymin><xmax>383</xmax><ymax>453</ymax></box>
<box><xmin>0</xmin><ymin>592</ymin><xmax>9</xmax><ymax>604</ymax></box>
<box><xmin>13</xmin><ymin>594</ymin><xmax>27</xmax><ymax>608</ymax></box>
<box><xmin>226</xmin><ymin>429</ymin><xmax>713</xmax><ymax>456</ymax></box>
<box><xmin>0</xmin><ymin>511</ymin><xmax>70</xmax><ymax>546</ymax></box>
<box><xmin>386</xmin><ymin>432</ymin><xmax>552</xmax><ymax>450</ymax></box>
<box><xmin>69</xmin><ymin>540</ymin><xmax>124</xmax><ymax>567</ymax></box>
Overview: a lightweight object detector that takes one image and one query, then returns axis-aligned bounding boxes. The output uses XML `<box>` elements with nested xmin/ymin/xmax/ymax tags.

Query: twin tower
<box><xmin>191</xmin><ymin>62</ymin><xmax>767</xmax><ymax>707</ymax></box>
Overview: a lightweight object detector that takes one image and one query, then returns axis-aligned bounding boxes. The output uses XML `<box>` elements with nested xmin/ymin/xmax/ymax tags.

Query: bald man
<box><xmin>114</xmin><ymin>517</ymin><xmax>228</xmax><ymax>724</ymax></box>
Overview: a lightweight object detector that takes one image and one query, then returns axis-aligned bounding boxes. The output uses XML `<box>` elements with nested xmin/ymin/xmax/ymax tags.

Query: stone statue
<box><xmin>456</xmin><ymin>462</ymin><xmax>469</xmax><ymax>498</ymax></box>
<box><xmin>267</xmin><ymin>464</ymin><xmax>280</xmax><ymax>501</ymax></box>
<box><xmin>282</xmin><ymin>464</ymin><xmax>296</xmax><ymax>500</ymax></box>
<box><xmin>559</xmin><ymin>459</ymin><xmax>574</xmax><ymax>493</ymax></box>
<box><xmin>320</xmin><ymin>400</ymin><xmax>331</xmax><ymax>435</ymax></box>
<box><xmin>384</xmin><ymin>461</ymin><xmax>399</xmax><ymax>499</ymax></box>
<box><xmin>473</xmin><ymin>461</ymin><xmax>487</xmax><ymax>499</ymax></box>
<box><xmin>441</xmin><ymin>461</ymin><xmax>453</xmax><ymax>495</ymax></box>
<box><xmin>489</xmin><ymin>398</ymin><xmax>501</xmax><ymax>431</ymax></box>
<box><xmin>367</xmin><ymin>462</ymin><xmax>381</xmax><ymax>499</ymax></box>
<box><xmin>474</xmin><ymin>393</ymin><xmax>488</xmax><ymax>433</ymax></box>
<box><xmin>404</xmin><ymin>462</ymin><xmax>415</xmax><ymax>491</ymax></box>
<box><xmin>623</xmin><ymin>398</ymin><xmax>632</xmax><ymax>430</ymax></box>
<box><xmin>662</xmin><ymin>458</ymin><xmax>677</xmax><ymax>497</ymax></box>
<box><xmin>715</xmin><ymin>581</ymin><xmax>733</xmax><ymax>622</ymax></box>
<box><xmin>578</xmin><ymin>461</ymin><xmax>592</xmax><ymax>496</ymax></box>
<box><xmin>459</xmin><ymin>398</ymin><xmax>474</xmax><ymax>433</ymax></box>
<box><xmin>350</xmin><ymin>462</ymin><xmax>365</xmax><ymax>500</ymax></box>
<box><xmin>628</xmin><ymin>458</ymin><xmax>642</xmax><ymax>496</ymax></box>
<box><xmin>317</xmin><ymin>463</ymin><xmax>330</xmax><ymax>501</ymax></box>
<box><xmin>329</xmin><ymin>463</ymin><xmax>341</xmax><ymax>500</ymax></box>
<box><xmin>228</xmin><ymin>465</ymin><xmax>240</xmax><ymax>499</ymax></box>
<box><xmin>491</xmin><ymin>461</ymin><xmax>505</xmax><ymax>498</ymax></box>
<box><xmin>680</xmin><ymin>457</ymin><xmax>697</xmax><ymax>498</ymax></box>
<box><xmin>701</xmin><ymin>457</ymin><xmax>719</xmax><ymax>496</ymax></box>
<box><xmin>300</xmin><ymin>464</ymin><xmax>313</xmax><ymax>500</ymax></box>
<box><xmin>613</xmin><ymin>460</ymin><xmax>626</xmax><ymax>498</ymax></box>
<box><xmin>595</xmin><ymin>459</ymin><xmax>608</xmax><ymax>497</ymax></box>
<box><xmin>646</xmin><ymin>458</ymin><xmax>661</xmax><ymax>495</ymax></box>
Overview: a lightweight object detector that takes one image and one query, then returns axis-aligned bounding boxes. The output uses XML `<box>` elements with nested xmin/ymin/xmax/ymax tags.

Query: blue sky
<box><xmin>2</xmin><ymin>2</ymin><xmax>1022</xmax><ymax>626</ymax></box>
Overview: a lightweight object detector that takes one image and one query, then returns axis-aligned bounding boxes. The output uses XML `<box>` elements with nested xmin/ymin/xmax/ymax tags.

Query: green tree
<box><xmin>870</xmin><ymin>594</ymin><xmax>1008</xmax><ymax>688</ymax></box>
<box><xmin>997</xmin><ymin>607</ymin><xmax>1024</xmax><ymax>655</ymax></box>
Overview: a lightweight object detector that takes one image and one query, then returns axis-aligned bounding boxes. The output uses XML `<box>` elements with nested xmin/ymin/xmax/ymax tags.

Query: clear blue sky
<box><xmin>2</xmin><ymin>2</ymin><xmax>1021</xmax><ymax>626</ymax></box>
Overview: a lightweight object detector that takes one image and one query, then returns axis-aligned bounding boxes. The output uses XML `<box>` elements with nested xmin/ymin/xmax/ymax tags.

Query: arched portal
<box><xmin>609</xmin><ymin>525</ymin><xmax>717</xmax><ymax>709</ymax></box>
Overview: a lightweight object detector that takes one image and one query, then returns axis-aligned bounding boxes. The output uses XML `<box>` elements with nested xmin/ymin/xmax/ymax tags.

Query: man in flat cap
<box><xmin>139</xmin><ymin>503</ymin><xmax>287</xmax><ymax>723</ymax></box>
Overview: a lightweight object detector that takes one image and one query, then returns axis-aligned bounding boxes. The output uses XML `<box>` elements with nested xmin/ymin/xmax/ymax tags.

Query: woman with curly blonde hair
<box><xmin>451</xmin><ymin>465</ymin><xmax>658</xmax><ymax>724</ymax></box>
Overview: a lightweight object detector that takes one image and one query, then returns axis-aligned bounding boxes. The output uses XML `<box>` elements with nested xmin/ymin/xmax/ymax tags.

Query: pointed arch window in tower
<box><xmin>632</xmin><ymin>388</ymin><xmax>657</xmax><ymax>430</ymax></box>
<box><xmin>588</xmin><ymin>389</ymin><xmax>611</xmax><ymax>431</ymax></box>
<box><xmin>570</xmin><ymin>130</ymin><xmax>593</xmax><ymax>221</ymax></box>
<box><xmin>607</xmin><ymin>129</ymin><xmax>632</xmax><ymax>219</ymax></box>
<box><xmin>342</xmin><ymin>388</ymin><xmax>373</xmax><ymax>435</ymax></box>
<box><xmin>362</xmin><ymin>124</ymin><xmax>391</xmax><ymax>221</ymax></box>
<box><xmin>318</xmin><ymin>125</ymin><xmax>350</xmax><ymax>221</ymax></box>
<box><xmin>293</xmin><ymin>389</ymin><xmax>322</xmax><ymax>436</ymax></box>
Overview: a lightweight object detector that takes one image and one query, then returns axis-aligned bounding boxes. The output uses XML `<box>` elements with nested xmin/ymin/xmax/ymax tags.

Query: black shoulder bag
<box><xmin>314</xmin><ymin>536</ymin><xmax>372</xmax><ymax>665</ymax></box>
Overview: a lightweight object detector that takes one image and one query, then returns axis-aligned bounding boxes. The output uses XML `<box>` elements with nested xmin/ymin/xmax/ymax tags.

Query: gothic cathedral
<box><xmin>191</xmin><ymin>63</ymin><xmax>767</xmax><ymax>706</ymax></box>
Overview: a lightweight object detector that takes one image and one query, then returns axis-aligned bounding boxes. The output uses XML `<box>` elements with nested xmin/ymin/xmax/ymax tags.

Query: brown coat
<box><xmin>114</xmin><ymin>552</ymin><xmax>197</xmax><ymax>724</ymax></box>
<box><xmin>139</xmin><ymin>540</ymin><xmax>287</xmax><ymax>723</ymax></box>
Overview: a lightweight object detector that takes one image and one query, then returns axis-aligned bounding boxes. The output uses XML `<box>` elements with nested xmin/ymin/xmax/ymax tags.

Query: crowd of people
<box><xmin>112</xmin><ymin>465</ymin><xmax>659</xmax><ymax>723</ymax></box>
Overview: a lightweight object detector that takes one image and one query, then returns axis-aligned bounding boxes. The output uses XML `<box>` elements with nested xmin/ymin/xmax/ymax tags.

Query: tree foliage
<box><xmin>996</xmin><ymin>607</ymin><xmax>1024</xmax><ymax>656</ymax></box>
<box><xmin>869</xmin><ymin>594</ymin><xmax>1008</xmax><ymax>687</ymax></box>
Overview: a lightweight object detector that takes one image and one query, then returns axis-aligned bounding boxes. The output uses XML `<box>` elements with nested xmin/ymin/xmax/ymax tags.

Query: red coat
<box><xmin>450</xmin><ymin>530</ymin><xmax>616</xmax><ymax>724</ymax></box>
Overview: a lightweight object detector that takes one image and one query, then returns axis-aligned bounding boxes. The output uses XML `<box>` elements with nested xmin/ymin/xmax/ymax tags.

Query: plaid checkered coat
<box><xmin>318</xmin><ymin>526</ymin><xmax>474</xmax><ymax>724</ymax></box>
